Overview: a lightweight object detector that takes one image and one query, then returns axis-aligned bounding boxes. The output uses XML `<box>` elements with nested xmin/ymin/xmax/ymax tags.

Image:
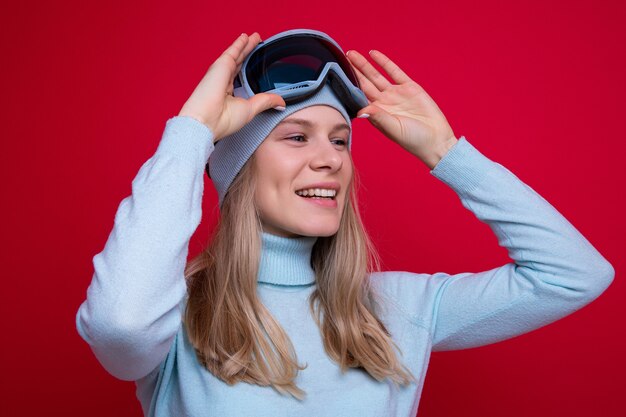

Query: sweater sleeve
<box><xmin>75</xmin><ymin>115</ymin><xmax>215</xmax><ymax>380</ymax></box>
<box><xmin>424</xmin><ymin>136</ymin><xmax>615</xmax><ymax>352</ymax></box>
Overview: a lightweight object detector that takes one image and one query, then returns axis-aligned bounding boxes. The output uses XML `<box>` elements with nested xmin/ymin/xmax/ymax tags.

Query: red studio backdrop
<box><xmin>1</xmin><ymin>0</ymin><xmax>624</xmax><ymax>416</ymax></box>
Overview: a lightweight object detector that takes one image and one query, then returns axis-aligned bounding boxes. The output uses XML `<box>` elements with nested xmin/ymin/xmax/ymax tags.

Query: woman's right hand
<box><xmin>178</xmin><ymin>32</ymin><xmax>286</xmax><ymax>143</ymax></box>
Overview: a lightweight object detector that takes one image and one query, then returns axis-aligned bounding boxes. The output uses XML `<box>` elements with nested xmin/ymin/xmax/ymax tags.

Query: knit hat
<box><xmin>207</xmin><ymin>83</ymin><xmax>353</xmax><ymax>208</ymax></box>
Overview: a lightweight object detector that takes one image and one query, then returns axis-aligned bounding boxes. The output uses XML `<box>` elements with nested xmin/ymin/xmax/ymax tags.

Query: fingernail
<box><xmin>273</xmin><ymin>105</ymin><xmax>286</xmax><ymax>111</ymax></box>
<box><xmin>358</xmin><ymin>113</ymin><xmax>370</xmax><ymax>118</ymax></box>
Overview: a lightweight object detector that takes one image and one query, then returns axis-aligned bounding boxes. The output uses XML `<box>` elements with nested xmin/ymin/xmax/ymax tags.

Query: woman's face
<box><xmin>253</xmin><ymin>105</ymin><xmax>353</xmax><ymax>238</ymax></box>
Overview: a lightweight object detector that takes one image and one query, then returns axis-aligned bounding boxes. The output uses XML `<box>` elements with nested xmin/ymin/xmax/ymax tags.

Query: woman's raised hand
<box><xmin>346</xmin><ymin>49</ymin><xmax>458</xmax><ymax>169</ymax></box>
<box><xmin>178</xmin><ymin>33</ymin><xmax>286</xmax><ymax>143</ymax></box>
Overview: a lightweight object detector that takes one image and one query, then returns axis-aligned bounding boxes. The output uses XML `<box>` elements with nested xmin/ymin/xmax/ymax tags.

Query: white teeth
<box><xmin>295</xmin><ymin>188</ymin><xmax>337</xmax><ymax>198</ymax></box>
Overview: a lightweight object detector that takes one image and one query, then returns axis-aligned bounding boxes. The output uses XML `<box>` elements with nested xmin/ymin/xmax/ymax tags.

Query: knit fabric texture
<box><xmin>76</xmin><ymin>116</ymin><xmax>614</xmax><ymax>417</ymax></box>
<box><xmin>207</xmin><ymin>83</ymin><xmax>352</xmax><ymax>207</ymax></box>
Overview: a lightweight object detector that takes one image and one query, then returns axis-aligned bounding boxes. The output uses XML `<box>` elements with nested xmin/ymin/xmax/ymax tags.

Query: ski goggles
<box><xmin>233</xmin><ymin>29</ymin><xmax>369</xmax><ymax>119</ymax></box>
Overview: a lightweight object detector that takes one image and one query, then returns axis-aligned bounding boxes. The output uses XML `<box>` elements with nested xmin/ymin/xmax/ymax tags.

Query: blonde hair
<box><xmin>183</xmin><ymin>151</ymin><xmax>416</xmax><ymax>400</ymax></box>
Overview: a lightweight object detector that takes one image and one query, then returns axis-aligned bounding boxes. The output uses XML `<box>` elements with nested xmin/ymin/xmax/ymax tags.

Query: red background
<box><xmin>2</xmin><ymin>0</ymin><xmax>624</xmax><ymax>416</ymax></box>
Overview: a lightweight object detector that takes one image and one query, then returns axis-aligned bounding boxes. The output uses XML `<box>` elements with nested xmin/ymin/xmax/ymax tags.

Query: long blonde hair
<box><xmin>183</xmin><ymin>151</ymin><xmax>416</xmax><ymax>399</ymax></box>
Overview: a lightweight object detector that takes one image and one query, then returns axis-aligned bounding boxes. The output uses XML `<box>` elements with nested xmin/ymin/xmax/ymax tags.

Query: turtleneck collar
<box><xmin>257</xmin><ymin>231</ymin><xmax>318</xmax><ymax>286</ymax></box>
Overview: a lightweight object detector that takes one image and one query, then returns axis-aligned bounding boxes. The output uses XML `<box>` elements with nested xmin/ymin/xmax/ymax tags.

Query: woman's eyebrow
<box><xmin>277</xmin><ymin>118</ymin><xmax>351</xmax><ymax>133</ymax></box>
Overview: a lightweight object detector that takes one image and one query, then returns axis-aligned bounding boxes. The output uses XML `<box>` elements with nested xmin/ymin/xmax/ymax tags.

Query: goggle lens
<box><xmin>245</xmin><ymin>36</ymin><xmax>359</xmax><ymax>94</ymax></box>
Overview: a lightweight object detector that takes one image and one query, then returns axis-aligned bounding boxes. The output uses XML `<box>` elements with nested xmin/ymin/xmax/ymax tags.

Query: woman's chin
<box><xmin>295</xmin><ymin>223</ymin><xmax>340</xmax><ymax>238</ymax></box>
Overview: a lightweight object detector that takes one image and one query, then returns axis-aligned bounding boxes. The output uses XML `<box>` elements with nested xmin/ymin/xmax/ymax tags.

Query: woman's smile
<box><xmin>294</xmin><ymin>181</ymin><xmax>340</xmax><ymax>208</ymax></box>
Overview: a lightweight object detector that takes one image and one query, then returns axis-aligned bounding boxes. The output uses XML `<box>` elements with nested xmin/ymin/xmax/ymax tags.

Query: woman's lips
<box><xmin>296</xmin><ymin>194</ymin><xmax>338</xmax><ymax>208</ymax></box>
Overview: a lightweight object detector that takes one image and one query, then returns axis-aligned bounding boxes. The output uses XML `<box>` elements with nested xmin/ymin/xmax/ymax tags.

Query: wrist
<box><xmin>425</xmin><ymin>135</ymin><xmax>459</xmax><ymax>170</ymax></box>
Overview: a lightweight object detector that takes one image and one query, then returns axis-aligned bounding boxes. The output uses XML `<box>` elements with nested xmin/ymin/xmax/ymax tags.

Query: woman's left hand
<box><xmin>345</xmin><ymin>49</ymin><xmax>458</xmax><ymax>169</ymax></box>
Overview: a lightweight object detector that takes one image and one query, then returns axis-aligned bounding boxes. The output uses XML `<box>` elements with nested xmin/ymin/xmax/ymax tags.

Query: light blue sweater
<box><xmin>76</xmin><ymin>115</ymin><xmax>615</xmax><ymax>417</ymax></box>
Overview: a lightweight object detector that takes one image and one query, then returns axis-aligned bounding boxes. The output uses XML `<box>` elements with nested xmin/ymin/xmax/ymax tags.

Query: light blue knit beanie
<box><xmin>207</xmin><ymin>83</ymin><xmax>353</xmax><ymax>208</ymax></box>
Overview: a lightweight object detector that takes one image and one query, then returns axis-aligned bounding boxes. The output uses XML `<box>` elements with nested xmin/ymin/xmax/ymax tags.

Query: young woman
<box><xmin>76</xmin><ymin>30</ymin><xmax>614</xmax><ymax>417</ymax></box>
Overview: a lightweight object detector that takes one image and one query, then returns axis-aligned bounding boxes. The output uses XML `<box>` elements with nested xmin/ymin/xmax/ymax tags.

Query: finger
<box><xmin>350</xmin><ymin>62</ymin><xmax>381</xmax><ymax>101</ymax></box>
<box><xmin>221</xmin><ymin>33</ymin><xmax>248</xmax><ymax>62</ymax></box>
<box><xmin>226</xmin><ymin>63</ymin><xmax>241</xmax><ymax>95</ymax></box>
<box><xmin>235</xmin><ymin>32</ymin><xmax>261</xmax><ymax>66</ymax></box>
<box><xmin>226</xmin><ymin>61</ymin><xmax>245</xmax><ymax>96</ymax></box>
<box><xmin>358</xmin><ymin>103</ymin><xmax>401</xmax><ymax>140</ymax></box>
<box><xmin>211</xmin><ymin>33</ymin><xmax>250</xmax><ymax>94</ymax></box>
<box><xmin>344</xmin><ymin>49</ymin><xmax>391</xmax><ymax>91</ymax></box>
<box><xmin>229</xmin><ymin>34</ymin><xmax>259</xmax><ymax>91</ymax></box>
<box><xmin>368</xmin><ymin>50</ymin><xmax>412</xmax><ymax>85</ymax></box>
<box><xmin>246</xmin><ymin>93</ymin><xmax>286</xmax><ymax>118</ymax></box>
<box><xmin>227</xmin><ymin>33</ymin><xmax>262</xmax><ymax>92</ymax></box>
<box><xmin>205</xmin><ymin>56</ymin><xmax>238</xmax><ymax>97</ymax></box>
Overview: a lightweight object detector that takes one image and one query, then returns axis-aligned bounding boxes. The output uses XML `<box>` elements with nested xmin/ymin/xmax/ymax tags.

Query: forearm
<box><xmin>429</xmin><ymin>136</ymin><xmax>614</xmax><ymax>350</ymax></box>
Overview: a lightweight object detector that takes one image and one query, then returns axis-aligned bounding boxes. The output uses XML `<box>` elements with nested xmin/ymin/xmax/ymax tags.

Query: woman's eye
<box><xmin>286</xmin><ymin>136</ymin><xmax>347</xmax><ymax>146</ymax></box>
<box><xmin>287</xmin><ymin>135</ymin><xmax>306</xmax><ymax>142</ymax></box>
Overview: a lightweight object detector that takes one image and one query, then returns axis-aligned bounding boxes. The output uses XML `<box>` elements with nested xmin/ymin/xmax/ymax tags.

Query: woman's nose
<box><xmin>310</xmin><ymin>141</ymin><xmax>343</xmax><ymax>171</ymax></box>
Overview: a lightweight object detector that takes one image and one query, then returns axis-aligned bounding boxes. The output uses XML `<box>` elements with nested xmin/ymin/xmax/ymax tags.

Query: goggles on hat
<box><xmin>233</xmin><ymin>29</ymin><xmax>369</xmax><ymax>119</ymax></box>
